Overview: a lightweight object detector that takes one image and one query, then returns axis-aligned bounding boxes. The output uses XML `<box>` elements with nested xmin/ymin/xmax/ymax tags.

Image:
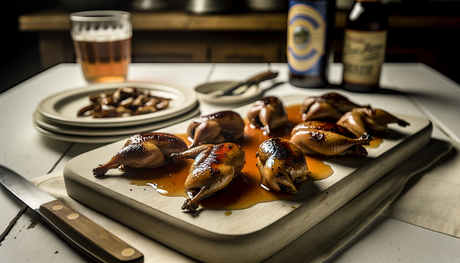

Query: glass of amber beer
<box><xmin>69</xmin><ymin>11</ymin><xmax>132</xmax><ymax>83</ymax></box>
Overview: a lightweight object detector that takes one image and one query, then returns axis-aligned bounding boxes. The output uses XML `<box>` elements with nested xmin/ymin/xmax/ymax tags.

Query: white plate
<box><xmin>33</xmin><ymin>104</ymin><xmax>200</xmax><ymax>138</ymax></box>
<box><xmin>194</xmin><ymin>81</ymin><xmax>264</xmax><ymax>105</ymax></box>
<box><xmin>33</xmin><ymin>124</ymin><xmax>132</xmax><ymax>144</ymax></box>
<box><xmin>37</xmin><ymin>82</ymin><xmax>198</xmax><ymax>128</ymax></box>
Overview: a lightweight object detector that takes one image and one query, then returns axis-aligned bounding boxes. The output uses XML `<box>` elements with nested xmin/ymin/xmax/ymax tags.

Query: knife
<box><xmin>212</xmin><ymin>70</ymin><xmax>279</xmax><ymax>98</ymax></box>
<box><xmin>0</xmin><ymin>165</ymin><xmax>144</xmax><ymax>263</ymax></box>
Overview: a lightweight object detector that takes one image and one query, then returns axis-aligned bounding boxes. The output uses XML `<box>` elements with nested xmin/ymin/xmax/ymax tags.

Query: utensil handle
<box><xmin>247</xmin><ymin>70</ymin><xmax>278</xmax><ymax>84</ymax></box>
<box><xmin>39</xmin><ymin>199</ymin><xmax>144</xmax><ymax>263</ymax></box>
<box><xmin>214</xmin><ymin>70</ymin><xmax>279</xmax><ymax>97</ymax></box>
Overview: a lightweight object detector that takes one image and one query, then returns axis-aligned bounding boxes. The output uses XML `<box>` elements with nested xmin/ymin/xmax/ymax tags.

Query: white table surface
<box><xmin>1</xmin><ymin>62</ymin><xmax>460</xmax><ymax>262</ymax></box>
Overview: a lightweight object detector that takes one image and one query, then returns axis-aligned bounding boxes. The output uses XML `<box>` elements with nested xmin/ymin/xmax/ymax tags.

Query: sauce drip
<box><xmin>367</xmin><ymin>137</ymin><xmax>383</xmax><ymax>148</ymax></box>
<box><xmin>128</xmin><ymin>104</ymin><xmax>380</xmax><ymax>211</ymax></box>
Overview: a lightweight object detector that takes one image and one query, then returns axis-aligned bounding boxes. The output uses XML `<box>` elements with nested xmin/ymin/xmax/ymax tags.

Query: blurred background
<box><xmin>2</xmin><ymin>0</ymin><xmax>460</xmax><ymax>93</ymax></box>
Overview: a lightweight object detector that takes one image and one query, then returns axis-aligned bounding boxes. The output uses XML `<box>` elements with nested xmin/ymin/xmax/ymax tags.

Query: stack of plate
<box><xmin>33</xmin><ymin>82</ymin><xmax>200</xmax><ymax>143</ymax></box>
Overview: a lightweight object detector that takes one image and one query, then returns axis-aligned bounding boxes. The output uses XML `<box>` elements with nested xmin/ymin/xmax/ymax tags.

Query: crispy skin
<box><xmin>337</xmin><ymin>107</ymin><xmax>410</xmax><ymax>138</ymax></box>
<box><xmin>257</xmin><ymin>138</ymin><xmax>308</xmax><ymax>193</ymax></box>
<box><xmin>290</xmin><ymin>121</ymin><xmax>373</xmax><ymax>157</ymax></box>
<box><xmin>300</xmin><ymin>92</ymin><xmax>363</xmax><ymax>121</ymax></box>
<box><xmin>246</xmin><ymin>96</ymin><xmax>288</xmax><ymax>136</ymax></box>
<box><xmin>171</xmin><ymin>143</ymin><xmax>246</xmax><ymax>213</ymax></box>
<box><xmin>93</xmin><ymin>133</ymin><xmax>187</xmax><ymax>177</ymax></box>
<box><xmin>187</xmin><ymin>111</ymin><xmax>245</xmax><ymax>148</ymax></box>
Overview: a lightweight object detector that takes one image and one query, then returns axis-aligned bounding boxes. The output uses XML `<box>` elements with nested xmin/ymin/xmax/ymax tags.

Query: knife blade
<box><xmin>0</xmin><ymin>165</ymin><xmax>144</xmax><ymax>263</ymax></box>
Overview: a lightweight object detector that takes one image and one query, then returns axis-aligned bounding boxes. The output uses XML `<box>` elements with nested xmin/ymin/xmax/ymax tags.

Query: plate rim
<box><xmin>33</xmin><ymin>104</ymin><xmax>201</xmax><ymax>137</ymax></box>
<box><xmin>195</xmin><ymin>80</ymin><xmax>264</xmax><ymax>105</ymax></box>
<box><xmin>33</xmin><ymin>123</ymin><xmax>128</xmax><ymax>144</ymax></box>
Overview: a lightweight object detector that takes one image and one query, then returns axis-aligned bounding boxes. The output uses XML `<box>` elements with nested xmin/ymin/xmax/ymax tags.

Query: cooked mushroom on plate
<box><xmin>78</xmin><ymin>86</ymin><xmax>171</xmax><ymax>118</ymax></box>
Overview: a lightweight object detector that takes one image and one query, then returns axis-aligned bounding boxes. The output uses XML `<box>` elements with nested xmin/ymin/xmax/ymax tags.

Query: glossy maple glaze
<box><xmin>128</xmin><ymin>104</ymin><xmax>384</xmax><ymax>211</ymax></box>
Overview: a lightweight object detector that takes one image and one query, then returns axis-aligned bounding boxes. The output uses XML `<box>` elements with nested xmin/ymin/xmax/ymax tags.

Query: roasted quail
<box><xmin>300</xmin><ymin>92</ymin><xmax>363</xmax><ymax>121</ymax></box>
<box><xmin>257</xmin><ymin>138</ymin><xmax>309</xmax><ymax>193</ymax></box>
<box><xmin>290</xmin><ymin>121</ymin><xmax>373</xmax><ymax>157</ymax></box>
<box><xmin>337</xmin><ymin>107</ymin><xmax>410</xmax><ymax>138</ymax></box>
<box><xmin>187</xmin><ymin>111</ymin><xmax>245</xmax><ymax>148</ymax></box>
<box><xmin>171</xmin><ymin>143</ymin><xmax>246</xmax><ymax>213</ymax></box>
<box><xmin>93</xmin><ymin>133</ymin><xmax>188</xmax><ymax>177</ymax></box>
<box><xmin>246</xmin><ymin>96</ymin><xmax>288</xmax><ymax>136</ymax></box>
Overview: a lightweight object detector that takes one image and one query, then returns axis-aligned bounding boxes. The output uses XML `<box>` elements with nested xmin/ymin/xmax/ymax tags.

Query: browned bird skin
<box><xmin>171</xmin><ymin>143</ymin><xmax>246</xmax><ymax>213</ymax></box>
<box><xmin>291</xmin><ymin>120</ymin><xmax>357</xmax><ymax>138</ymax></box>
<box><xmin>246</xmin><ymin>96</ymin><xmax>288</xmax><ymax>136</ymax></box>
<box><xmin>320</xmin><ymin>92</ymin><xmax>364</xmax><ymax>112</ymax></box>
<box><xmin>257</xmin><ymin>138</ymin><xmax>309</xmax><ymax>193</ymax></box>
<box><xmin>337</xmin><ymin>107</ymin><xmax>410</xmax><ymax>138</ymax></box>
<box><xmin>187</xmin><ymin>111</ymin><xmax>245</xmax><ymax>148</ymax></box>
<box><xmin>93</xmin><ymin>133</ymin><xmax>188</xmax><ymax>177</ymax></box>
<box><xmin>290</xmin><ymin>121</ymin><xmax>373</xmax><ymax>157</ymax></box>
<box><xmin>300</xmin><ymin>92</ymin><xmax>364</xmax><ymax>121</ymax></box>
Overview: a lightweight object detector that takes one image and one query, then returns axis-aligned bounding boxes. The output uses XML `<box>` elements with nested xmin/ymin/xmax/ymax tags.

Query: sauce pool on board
<box><xmin>128</xmin><ymin>104</ymin><xmax>380</xmax><ymax>211</ymax></box>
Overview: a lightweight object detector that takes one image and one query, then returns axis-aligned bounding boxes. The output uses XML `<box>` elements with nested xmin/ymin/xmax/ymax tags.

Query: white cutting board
<box><xmin>64</xmin><ymin>95</ymin><xmax>432</xmax><ymax>263</ymax></box>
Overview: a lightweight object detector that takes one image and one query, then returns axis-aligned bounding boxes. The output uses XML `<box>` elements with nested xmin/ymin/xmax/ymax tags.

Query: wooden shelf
<box><xmin>19</xmin><ymin>9</ymin><xmax>288</xmax><ymax>32</ymax></box>
<box><xmin>19</xmin><ymin>8</ymin><xmax>460</xmax><ymax>32</ymax></box>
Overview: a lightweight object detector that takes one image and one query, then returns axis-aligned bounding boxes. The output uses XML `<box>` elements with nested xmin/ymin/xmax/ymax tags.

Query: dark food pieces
<box><xmin>93</xmin><ymin>133</ymin><xmax>187</xmax><ymax>177</ymax></box>
<box><xmin>290</xmin><ymin>121</ymin><xmax>373</xmax><ymax>157</ymax></box>
<box><xmin>257</xmin><ymin>137</ymin><xmax>309</xmax><ymax>194</ymax></box>
<box><xmin>171</xmin><ymin>143</ymin><xmax>246</xmax><ymax>213</ymax></box>
<box><xmin>247</xmin><ymin>96</ymin><xmax>288</xmax><ymax>136</ymax></box>
<box><xmin>300</xmin><ymin>92</ymin><xmax>410</xmax><ymax>138</ymax></box>
<box><xmin>187</xmin><ymin>111</ymin><xmax>245</xmax><ymax>148</ymax></box>
<box><xmin>77</xmin><ymin>86</ymin><xmax>171</xmax><ymax>118</ymax></box>
<box><xmin>92</xmin><ymin>93</ymin><xmax>412</xmax><ymax>210</ymax></box>
<box><xmin>300</xmin><ymin>92</ymin><xmax>364</xmax><ymax>121</ymax></box>
<box><xmin>337</xmin><ymin>107</ymin><xmax>410</xmax><ymax>138</ymax></box>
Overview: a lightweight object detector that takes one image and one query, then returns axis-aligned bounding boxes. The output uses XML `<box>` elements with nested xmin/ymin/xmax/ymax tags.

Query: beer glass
<box><xmin>69</xmin><ymin>11</ymin><xmax>132</xmax><ymax>83</ymax></box>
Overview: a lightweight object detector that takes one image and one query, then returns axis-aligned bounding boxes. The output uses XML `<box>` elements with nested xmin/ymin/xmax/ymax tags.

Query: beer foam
<box><xmin>72</xmin><ymin>26</ymin><xmax>132</xmax><ymax>42</ymax></box>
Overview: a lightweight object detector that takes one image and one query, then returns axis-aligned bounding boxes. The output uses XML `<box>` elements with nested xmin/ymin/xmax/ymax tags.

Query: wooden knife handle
<box><xmin>39</xmin><ymin>199</ymin><xmax>144</xmax><ymax>263</ymax></box>
<box><xmin>248</xmin><ymin>70</ymin><xmax>278</xmax><ymax>84</ymax></box>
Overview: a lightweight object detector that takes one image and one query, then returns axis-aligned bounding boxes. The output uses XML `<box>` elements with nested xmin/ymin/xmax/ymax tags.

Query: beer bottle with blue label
<box><xmin>341</xmin><ymin>0</ymin><xmax>388</xmax><ymax>93</ymax></box>
<box><xmin>287</xmin><ymin>0</ymin><xmax>336</xmax><ymax>88</ymax></box>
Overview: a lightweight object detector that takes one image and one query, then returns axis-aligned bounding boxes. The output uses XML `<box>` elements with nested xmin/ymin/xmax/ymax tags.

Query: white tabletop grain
<box><xmin>1</xmin><ymin>62</ymin><xmax>460</xmax><ymax>262</ymax></box>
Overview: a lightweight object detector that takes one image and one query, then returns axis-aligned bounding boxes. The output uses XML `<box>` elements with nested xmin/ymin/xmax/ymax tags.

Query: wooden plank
<box><xmin>187</xmin><ymin>13</ymin><xmax>287</xmax><ymax>31</ymax></box>
<box><xmin>19</xmin><ymin>9</ymin><xmax>460</xmax><ymax>32</ymax></box>
<box><xmin>0</xmin><ymin>64</ymin><xmax>74</xmax><ymax>179</ymax></box>
<box><xmin>385</xmin><ymin>63</ymin><xmax>460</xmax><ymax>144</ymax></box>
<box><xmin>0</xmin><ymin>187</ymin><xmax>27</xmax><ymax>240</ymax></box>
<box><xmin>19</xmin><ymin>10</ymin><xmax>69</xmax><ymax>31</ymax></box>
<box><xmin>131</xmin><ymin>11</ymin><xmax>191</xmax><ymax>30</ymax></box>
<box><xmin>324</xmin><ymin>216</ymin><xmax>460</xmax><ymax>263</ymax></box>
<box><xmin>0</xmin><ymin>208</ymin><xmax>88</xmax><ymax>263</ymax></box>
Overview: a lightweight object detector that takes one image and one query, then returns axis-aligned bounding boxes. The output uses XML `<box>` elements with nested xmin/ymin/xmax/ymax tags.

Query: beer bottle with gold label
<box><xmin>341</xmin><ymin>0</ymin><xmax>388</xmax><ymax>92</ymax></box>
<box><xmin>287</xmin><ymin>0</ymin><xmax>336</xmax><ymax>88</ymax></box>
